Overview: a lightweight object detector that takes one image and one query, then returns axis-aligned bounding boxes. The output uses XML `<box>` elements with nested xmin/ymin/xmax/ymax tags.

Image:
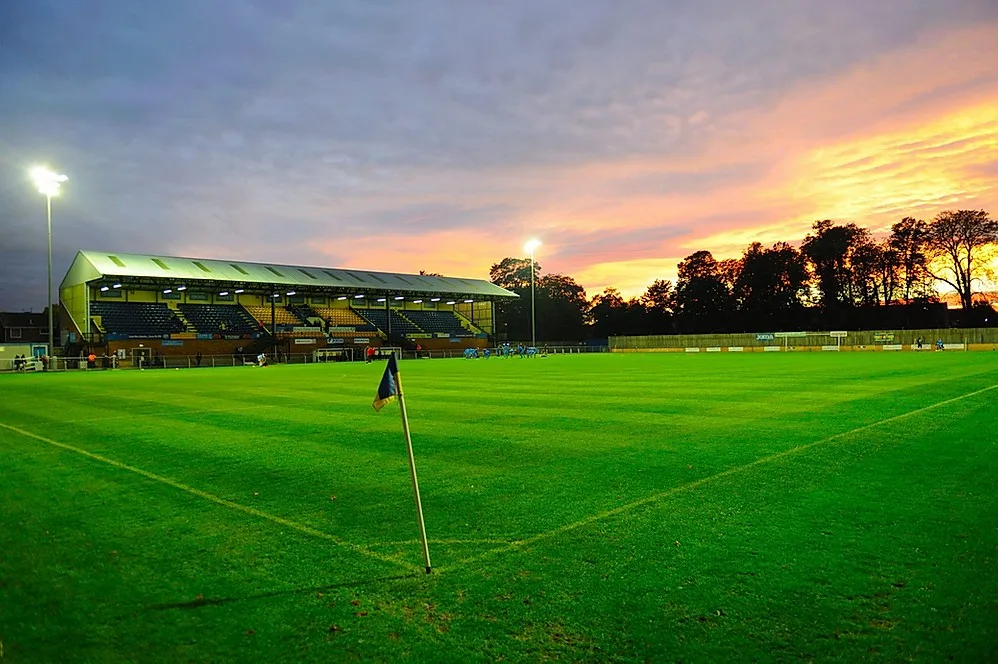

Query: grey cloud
<box><xmin>1</xmin><ymin>0</ymin><xmax>996</xmax><ymax>308</ymax></box>
<box><xmin>336</xmin><ymin>203</ymin><xmax>520</xmax><ymax>234</ymax></box>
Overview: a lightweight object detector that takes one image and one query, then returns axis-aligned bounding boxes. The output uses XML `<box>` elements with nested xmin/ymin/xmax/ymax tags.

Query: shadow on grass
<box><xmin>144</xmin><ymin>572</ymin><xmax>419</xmax><ymax>613</ymax></box>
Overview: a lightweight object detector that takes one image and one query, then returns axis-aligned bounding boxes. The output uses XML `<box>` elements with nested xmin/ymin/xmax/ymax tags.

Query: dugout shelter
<box><xmin>59</xmin><ymin>250</ymin><xmax>517</xmax><ymax>361</ymax></box>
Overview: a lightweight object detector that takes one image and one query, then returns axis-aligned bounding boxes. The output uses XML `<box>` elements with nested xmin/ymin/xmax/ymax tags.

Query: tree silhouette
<box><xmin>674</xmin><ymin>250</ymin><xmax>732</xmax><ymax>333</ymax></box>
<box><xmin>489</xmin><ymin>258</ymin><xmax>589</xmax><ymax>341</ymax></box>
<box><xmin>589</xmin><ymin>288</ymin><xmax>654</xmax><ymax>337</ymax></box>
<box><xmin>801</xmin><ymin>221</ymin><xmax>869</xmax><ymax>307</ymax></box>
<box><xmin>489</xmin><ymin>257</ymin><xmax>536</xmax><ymax>340</ymax></box>
<box><xmin>489</xmin><ymin>257</ymin><xmax>536</xmax><ymax>290</ymax></box>
<box><xmin>926</xmin><ymin>210</ymin><xmax>998</xmax><ymax>311</ymax></box>
<box><xmin>479</xmin><ymin>207</ymin><xmax>994</xmax><ymax>341</ymax></box>
<box><xmin>735</xmin><ymin>242</ymin><xmax>808</xmax><ymax>330</ymax></box>
<box><xmin>537</xmin><ymin>274</ymin><xmax>589</xmax><ymax>340</ymax></box>
<box><xmin>641</xmin><ymin>279</ymin><xmax>675</xmax><ymax>334</ymax></box>
<box><xmin>888</xmin><ymin>218</ymin><xmax>932</xmax><ymax>303</ymax></box>
<box><xmin>849</xmin><ymin>236</ymin><xmax>886</xmax><ymax>306</ymax></box>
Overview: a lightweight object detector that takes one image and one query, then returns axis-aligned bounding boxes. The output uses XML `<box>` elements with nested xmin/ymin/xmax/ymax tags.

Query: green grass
<box><xmin>1</xmin><ymin>352</ymin><xmax>996</xmax><ymax>662</ymax></box>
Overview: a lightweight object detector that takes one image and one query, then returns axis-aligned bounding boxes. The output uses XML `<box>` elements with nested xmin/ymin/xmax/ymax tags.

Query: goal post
<box><xmin>380</xmin><ymin>346</ymin><xmax>403</xmax><ymax>360</ymax></box>
<box><xmin>313</xmin><ymin>347</ymin><xmax>354</xmax><ymax>363</ymax></box>
<box><xmin>312</xmin><ymin>346</ymin><xmax>402</xmax><ymax>362</ymax></box>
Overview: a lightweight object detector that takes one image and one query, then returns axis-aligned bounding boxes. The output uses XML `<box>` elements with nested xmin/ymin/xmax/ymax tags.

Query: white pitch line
<box><xmin>0</xmin><ymin>422</ymin><xmax>420</xmax><ymax>573</ymax></box>
<box><xmin>448</xmin><ymin>382</ymin><xmax>998</xmax><ymax>571</ymax></box>
<box><xmin>375</xmin><ymin>538</ymin><xmax>515</xmax><ymax>546</ymax></box>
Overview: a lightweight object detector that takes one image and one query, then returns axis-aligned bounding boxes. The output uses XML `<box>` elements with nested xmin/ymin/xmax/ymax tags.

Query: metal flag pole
<box><xmin>393</xmin><ymin>363</ymin><xmax>432</xmax><ymax>574</ymax></box>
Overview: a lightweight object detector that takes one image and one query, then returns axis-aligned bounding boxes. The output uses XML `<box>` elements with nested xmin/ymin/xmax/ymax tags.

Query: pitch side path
<box><xmin>1</xmin><ymin>353</ymin><xmax>996</xmax><ymax>662</ymax></box>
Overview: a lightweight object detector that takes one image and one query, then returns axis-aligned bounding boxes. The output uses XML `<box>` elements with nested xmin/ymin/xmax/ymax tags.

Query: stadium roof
<box><xmin>61</xmin><ymin>250</ymin><xmax>517</xmax><ymax>299</ymax></box>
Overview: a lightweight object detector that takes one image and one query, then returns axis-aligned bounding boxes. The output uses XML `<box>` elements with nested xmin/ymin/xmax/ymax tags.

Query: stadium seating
<box><xmin>91</xmin><ymin>302</ymin><xmax>186</xmax><ymax>336</ymax></box>
<box><xmin>287</xmin><ymin>304</ymin><xmax>319</xmax><ymax>325</ymax></box>
<box><xmin>244</xmin><ymin>305</ymin><xmax>301</xmax><ymax>327</ymax></box>
<box><xmin>177</xmin><ymin>304</ymin><xmax>257</xmax><ymax>334</ymax></box>
<box><xmin>356</xmin><ymin>309</ymin><xmax>422</xmax><ymax>336</ymax></box>
<box><xmin>313</xmin><ymin>307</ymin><xmax>372</xmax><ymax>329</ymax></box>
<box><xmin>404</xmin><ymin>311</ymin><xmax>475</xmax><ymax>336</ymax></box>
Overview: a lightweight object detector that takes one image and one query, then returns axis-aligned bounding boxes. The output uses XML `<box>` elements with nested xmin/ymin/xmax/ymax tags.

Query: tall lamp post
<box><xmin>31</xmin><ymin>167</ymin><xmax>69</xmax><ymax>355</ymax></box>
<box><xmin>524</xmin><ymin>239</ymin><xmax>541</xmax><ymax>347</ymax></box>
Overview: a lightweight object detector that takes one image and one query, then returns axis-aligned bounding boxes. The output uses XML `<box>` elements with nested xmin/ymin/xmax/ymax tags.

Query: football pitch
<box><xmin>1</xmin><ymin>352</ymin><xmax>996</xmax><ymax>662</ymax></box>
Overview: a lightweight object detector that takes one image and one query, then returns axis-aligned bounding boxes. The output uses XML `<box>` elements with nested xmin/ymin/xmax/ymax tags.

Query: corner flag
<box><xmin>371</xmin><ymin>352</ymin><xmax>432</xmax><ymax>573</ymax></box>
<box><xmin>372</xmin><ymin>352</ymin><xmax>398</xmax><ymax>412</ymax></box>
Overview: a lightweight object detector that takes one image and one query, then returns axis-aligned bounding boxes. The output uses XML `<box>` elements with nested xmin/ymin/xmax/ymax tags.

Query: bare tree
<box><xmin>925</xmin><ymin>210</ymin><xmax>998</xmax><ymax>310</ymax></box>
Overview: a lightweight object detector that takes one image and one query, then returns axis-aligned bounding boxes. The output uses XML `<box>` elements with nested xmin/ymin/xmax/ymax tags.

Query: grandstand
<box><xmin>90</xmin><ymin>301</ymin><xmax>187</xmax><ymax>337</ymax></box>
<box><xmin>59</xmin><ymin>250</ymin><xmax>516</xmax><ymax>361</ymax></box>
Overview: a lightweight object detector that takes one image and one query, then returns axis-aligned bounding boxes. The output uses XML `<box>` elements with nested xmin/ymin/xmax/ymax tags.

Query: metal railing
<box><xmin>0</xmin><ymin>345</ymin><xmax>609</xmax><ymax>372</ymax></box>
<box><xmin>403</xmin><ymin>344</ymin><xmax>609</xmax><ymax>360</ymax></box>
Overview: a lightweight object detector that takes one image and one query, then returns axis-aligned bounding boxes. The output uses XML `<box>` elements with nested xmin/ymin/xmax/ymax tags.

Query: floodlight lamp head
<box><xmin>31</xmin><ymin>166</ymin><xmax>68</xmax><ymax>197</ymax></box>
<box><xmin>524</xmin><ymin>239</ymin><xmax>541</xmax><ymax>254</ymax></box>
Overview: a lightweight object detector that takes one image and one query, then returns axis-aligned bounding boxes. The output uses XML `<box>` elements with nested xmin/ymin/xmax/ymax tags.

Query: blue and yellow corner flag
<box><xmin>368</xmin><ymin>350</ymin><xmax>432</xmax><ymax>573</ymax></box>
<box><xmin>373</xmin><ymin>352</ymin><xmax>399</xmax><ymax>411</ymax></box>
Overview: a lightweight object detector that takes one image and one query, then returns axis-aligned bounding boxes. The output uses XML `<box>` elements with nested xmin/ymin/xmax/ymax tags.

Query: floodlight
<box><xmin>524</xmin><ymin>238</ymin><xmax>541</xmax><ymax>254</ymax></box>
<box><xmin>30</xmin><ymin>166</ymin><xmax>68</xmax><ymax>197</ymax></box>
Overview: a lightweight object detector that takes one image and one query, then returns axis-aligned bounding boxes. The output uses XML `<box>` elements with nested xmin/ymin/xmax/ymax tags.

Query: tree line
<box><xmin>488</xmin><ymin>210</ymin><xmax>998</xmax><ymax>341</ymax></box>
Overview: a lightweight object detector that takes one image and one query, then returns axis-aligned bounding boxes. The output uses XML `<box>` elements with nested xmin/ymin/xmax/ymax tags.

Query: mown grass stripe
<box><xmin>447</xmin><ymin>382</ymin><xmax>998</xmax><ymax>571</ymax></box>
<box><xmin>0</xmin><ymin>421</ymin><xmax>421</xmax><ymax>574</ymax></box>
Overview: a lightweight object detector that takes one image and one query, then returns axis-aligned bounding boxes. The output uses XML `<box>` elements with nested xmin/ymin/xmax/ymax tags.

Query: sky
<box><xmin>1</xmin><ymin>0</ymin><xmax>997</xmax><ymax>311</ymax></box>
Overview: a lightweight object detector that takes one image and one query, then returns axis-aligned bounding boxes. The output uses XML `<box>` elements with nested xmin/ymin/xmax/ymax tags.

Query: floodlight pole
<box><xmin>529</xmin><ymin>247</ymin><xmax>536</xmax><ymax>347</ymax></box>
<box><xmin>30</xmin><ymin>167</ymin><xmax>67</xmax><ymax>355</ymax></box>
<box><xmin>271</xmin><ymin>290</ymin><xmax>277</xmax><ymax>360</ymax></box>
<box><xmin>46</xmin><ymin>193</ymin><xmax>54</xmax><ymax>354</ymax></box>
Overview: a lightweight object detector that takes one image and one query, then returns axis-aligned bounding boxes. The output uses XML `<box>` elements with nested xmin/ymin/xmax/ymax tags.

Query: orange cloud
<box><xmin>306</xmin><ymin>23</ymin><xmax>998</xmax><ymax>302</ymax></box>
<box><xmin>548</xmin><ymin>24</ymin><xmax>998</xmax><ymax>298</ymax></box>
<box><xmin>697</xmin><ymin>101</ymin><xmax>998</xmax><ymax>255</ymax></box>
